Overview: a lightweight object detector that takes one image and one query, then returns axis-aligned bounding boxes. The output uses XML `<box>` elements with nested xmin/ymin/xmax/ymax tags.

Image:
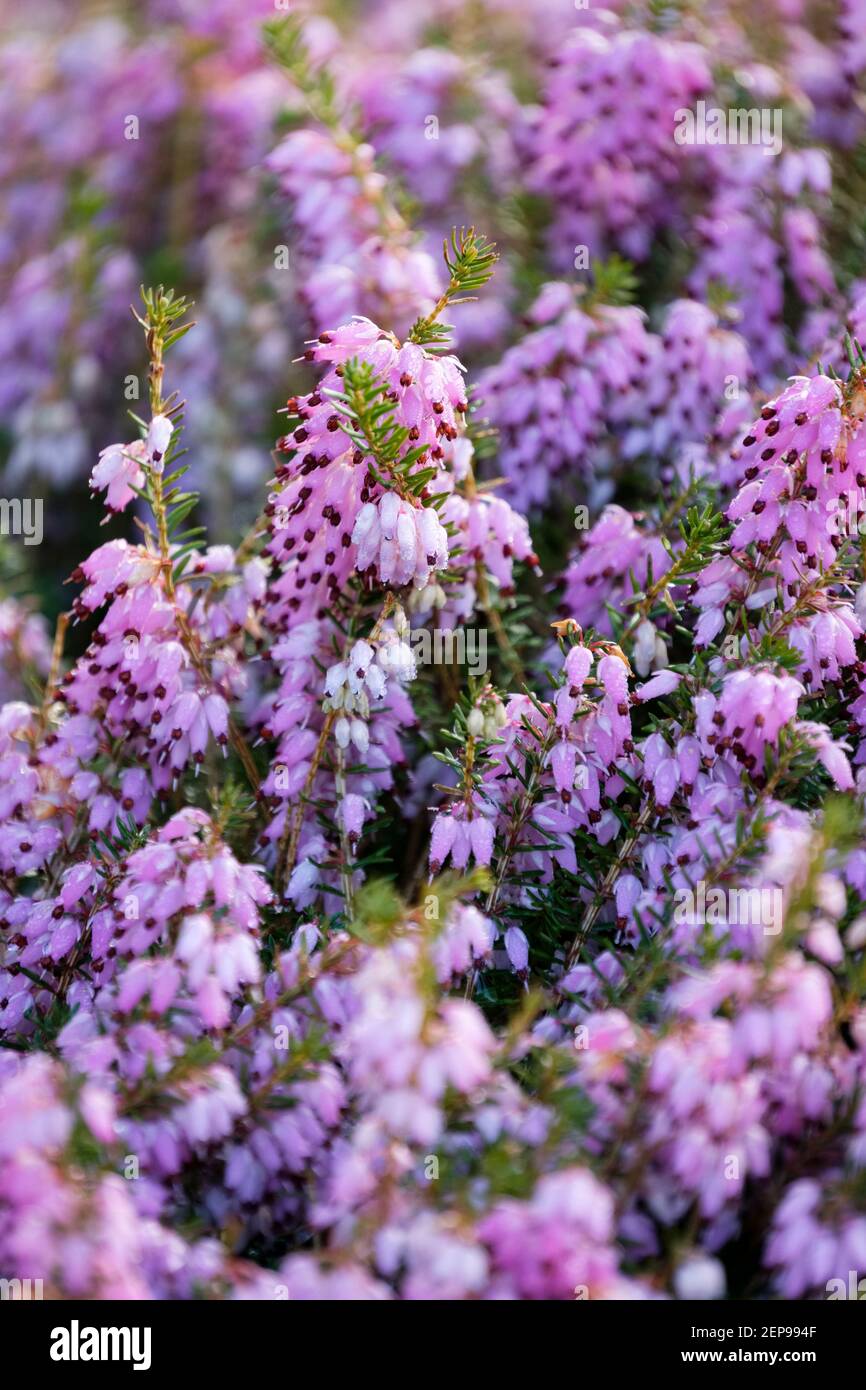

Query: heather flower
<box><xmin>96</xmin><ymin>812</ymin><xmax>269</xmax><ymax>1025</ymax></box>
<box><xmin>0</xmin><ymin>598</ymin><xmax>52</xmax><ymax>701</ymax></box>
<box><xmin>562</xmin><ymin>506</ymin><xmax>672</xmax><ymax>635</ymax></box>
<box><xmin>90</xmin><ymin>439</ymin><xmax>147</xmax><ymax>513</ymax></box>
<box><xmin>268</xmin><ymin>318</ymin><xmax>466</xmax><ymax>605</ymax></box>
<box><xmin>429</xmin><ymin>903</ymin><xmax>496</xmax><ymax>984</ymax></box>
<box><xmin>575</xmin><ymin>949</ymin><xmax>841</xmax><ymax>1241</ymax></box>
<box><xmin>674</xmin><ymin>1255</ymin><xmax>727</xmax><ymax>1301</ymax></box>
<box><xmin>478</xmin><ymin>1168</ymin><xmax>651</xmax><ymax>1300</ymax></box>
<box><xmin>766</xmin><ymin>1180</ymin><xmax>866</xmax><ymax>1298</ymax></box>
<box><xmin>479</xmin><ymin>285</ymin><xmax>653</xmax><ymax>511</ymax></box>
<box><xmin>267</xmin><ymin>128</ymin><xmax>441</xmax><ymax>335</ymax></box>
<box><xmin>482</xmin><ymin>288</ymin><xmax>750</xmax><ymax>514</ymax></box>
<box><xmin>410</xmin><ymin>477</ymin><xmax>539</xmax><ymax>627</ymax></box>
<box><xmin>429</xmin><ymin>642</ymin><xmax>645</xmax><ymax>886</ymax></box>
<box><xmin>0</xmin><ymin>1053</ymin><xmax>238</xmax><ymax>1299</ymax></box>
<box><xmin>692</xmin><ymin>371</ymin><xmax>866</xmax><ymax>729</ymax></box>
<box><xmin>526</xmin><ymin>21</ymin><xmax>711</xmax><ymax>264</ymax></box>
<box><xmin>375</xmin><ymin>1212</ymin><xmax>489</xmax><ymax>1300</ymax></box>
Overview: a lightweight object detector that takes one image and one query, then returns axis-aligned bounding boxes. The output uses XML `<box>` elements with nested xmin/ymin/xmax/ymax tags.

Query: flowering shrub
<box><xmin>4</xmin><ymin>0</ymin><xmax>866</xmax><ymax>1305</ymax></box>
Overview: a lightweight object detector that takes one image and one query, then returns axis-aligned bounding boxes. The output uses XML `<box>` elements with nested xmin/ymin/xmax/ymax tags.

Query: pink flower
<box><xmin>90</xmin><ymin>440</ymin><xmax>146</xmax><ymax>513</ymax></box>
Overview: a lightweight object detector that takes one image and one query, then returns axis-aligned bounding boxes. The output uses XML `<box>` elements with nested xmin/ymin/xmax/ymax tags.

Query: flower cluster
<box><xmin>481</xmin><ymin>285</ymin><xmax>753</xmax><ymax>512</ymax></box>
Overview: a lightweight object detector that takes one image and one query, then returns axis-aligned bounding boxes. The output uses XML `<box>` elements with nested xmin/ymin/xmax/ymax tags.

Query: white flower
<box><xmin>466</xmin><ymin>708</ymin><xmax>485</xmax><ymax>737</ymax></box>
<box><xmin>146</xmin><ymin>414</ymin><xmax>174</xmax><ymax>471</ymax></box>
<box><xmin>673</xmin><ymin>1256</ymin><xmax>726</xmax><ymax>1301</ymax></box>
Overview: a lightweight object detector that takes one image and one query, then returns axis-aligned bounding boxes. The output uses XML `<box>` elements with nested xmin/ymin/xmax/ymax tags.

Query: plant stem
<box><xmin>334</xmin><ymin>746</ymin><xmax>355</xmax><ymax>923</ymax></box>
<box><xmin>140</xmin><ymin>291</ymin><xmax>261</xmax><ymax>796</ymax></box>
<box><xmin>566</xmin><ymin>798</ymin><xmax>656</xmax><ymax>969</ymax></box>
<box><xmin>465</xmin><ymin>713</ymin><xmax>558</xmax><ymax>998</ymax></box>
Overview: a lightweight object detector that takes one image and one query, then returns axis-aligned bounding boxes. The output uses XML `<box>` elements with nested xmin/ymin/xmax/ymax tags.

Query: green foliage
<box><xmin>130</xmin><ymin>287</ymin><xmax>208</xmax><ymax>560</ymax></box>
<box><xmin>584</xmin><ymin>253</ymin><xmax>640</xmax><ymax>309</ymax></box>
<box><xmin>90</xmin><ymin>814</ymin><xmax>151</xmax><ymax>870</ymax></box>
<box><xmin>132</xmin><ymin>284</ymin><xmax>196</xmax><ymax>352</ymax></box>
<box><xmin>348</xmin><ymin>877</ymin><xmax>406</xmax><ymax>943</ymax></box>
<box><xmin>409</xmin><ymin>227</ymin><xmax>499</xmax><ymax>349</ymax></box>
<box><xmin>325</xmin><ymin>358</ymin><xmax>439</xmax><ymax>498</ymax></box>
<box><xmin>66</xmin><ymin>1115</ymin><xmax>107</xmax><ymax>1169</ymax></box>
<box><xmin>752</xmin><ymin>631</ymin><xmax>804</xmax><ymax>671</ymax></box>
<box><xmin>666</xmin><ymin>502</ymin><xmax>729</xmax><ymax>575</ymax></box>
<box><xmin>441</xmin><ymin>225</ymin><xmax>499</xmax><ymax>298</ymax></box>
<box><xmin>703</xmin><ymin>277</ymin><xmax>741</xmax><ymax>320</ymax></box>
<box><xmin>263</xmin><ymin>15</ymin><xmax>340</xmax><ymax>126</ymax></box>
